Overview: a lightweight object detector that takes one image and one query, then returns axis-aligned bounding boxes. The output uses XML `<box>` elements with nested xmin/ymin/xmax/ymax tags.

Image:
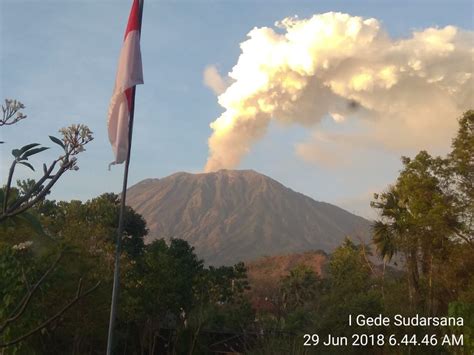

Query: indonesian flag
<box><xmin>108</xmin><ymin>0</ymin><xmax>143</xmax><ymax>165</ymax></box>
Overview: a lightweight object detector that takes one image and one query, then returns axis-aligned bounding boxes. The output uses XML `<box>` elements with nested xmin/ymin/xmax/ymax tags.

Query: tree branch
<box><xmin>356</xmin><ymin>235</ymin><xmax>375</xmax><ymax>275</ymax></box>
<box><xmin>7</xmin><ymin>160</ymin><xmax>59</xmax><ymax>212</ymax></box>
<box><xmin>0</xmin><ymin>163</ymin><xmax>71</xmax><ymax>223</ymax></box>
<box><xmin>0</xmin><ymin>279</ymin><xmax>101</xmax><ymax>348</ymax></box>
<box><xmin>454</xmin><ymin>231</ymin><xmax>474</xmax><ymax>247</ymax></box>
<box><xmin>0</xmin><ymin>252</ymin><xmax>63</xmax><ymax>334</ymax></box>
<box><xmin>3</xmin><ymin>161</ymin><xmax>17</xmax><ymax>213</ymax></box>
<box><xmin>5</xmin><ymin>166</ymin><xmax>67</xmax><ymax>218</ymax></box>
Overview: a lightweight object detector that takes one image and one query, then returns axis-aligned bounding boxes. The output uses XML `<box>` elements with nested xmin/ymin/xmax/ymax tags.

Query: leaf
<box><xmin>12</xmin><ymin>149</ymin><xmax>21</xmax><ymax>158</ymax></box>
<box><xmin>49</xmin><ymin>135</ymin><xmax>65</xmax><ymax>148</ymax></box>
<box><xmin>19</xmin><ymin>143</ymin><xmax>41</xmax><ymax>155</ymax></box>
<box><xmin>22</xmin><ymin>146</ymin><xmax>49</xmax><ymax>158</ymax></box>
<box><xmin>18</xmin><ymin>161</ymin><xmax>35</xmax><ymax>171</ymax></box>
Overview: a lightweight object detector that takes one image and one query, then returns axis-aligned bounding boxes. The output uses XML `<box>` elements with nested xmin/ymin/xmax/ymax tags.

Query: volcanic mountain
<box><xmin>126</xmin><ymin>170</ymin><xmax>371</xmax><ymax>265</ymax></box>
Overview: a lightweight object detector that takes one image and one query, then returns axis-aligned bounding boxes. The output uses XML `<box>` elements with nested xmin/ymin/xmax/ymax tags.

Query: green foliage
<box><xmin>0</xmin><ymin>244</ymin><xmax>35</xmax><ymax>354</ymax></box>
<box><xmin>447</xmin><ymin>110</ymin><xmax>473</xmax><ymax>242</ymax></box>
<box><xmin>48</xmin><ymin>136</ymin><xmax>65</xmax><ymax>149</ymax></box>
<box><xmin>448</xmin><ymin>302</ymin><xmax>474</xmax><ymax>353</ymax></box>
<box><xmin>0</xmin><ymin>191</ymin><xmax>147</xmax><ymax>353</ymax></box>
<box><xmin>43</xmin><ymin>193</ymin><xmax>147</xmax><ymax>259</ymax></box>
<box><xmin>316</xmin><ymin>240</ymin><xmax>382</xmax><ymax>339</ymax></box>
<box><xmin>281</xmin><ymin>265</ymin><xmax>321</xmax><ymax>309</ymax></box>
<box><xmin>329</xmin><ymin>239</ymin><xmax>371</xmax><ymax>291</ymax></box>
<box><xmin>190</xmin><ymin>262</ymin><xmax>253</xmax><ymax>332</ymax></box>
<box><xmin>129</xmin><ymin>238</ymin><xmax>203</xmax><ymax>319</ymax></box>
<box><xmin>371</xmin><ymin>111</ymin><xmax>474</xmax><ymax>314</ymax></box>
<box><xmin>0</xmin><ymin>244</ymin><xmax>64</xmax><ymax>353</ymax></box>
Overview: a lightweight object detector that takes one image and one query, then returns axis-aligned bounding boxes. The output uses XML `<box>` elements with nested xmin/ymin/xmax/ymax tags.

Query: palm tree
<box><xmin>371</xmin><ymin>188</ymin><xmax>420</xmax><ymax>309</ymax></box>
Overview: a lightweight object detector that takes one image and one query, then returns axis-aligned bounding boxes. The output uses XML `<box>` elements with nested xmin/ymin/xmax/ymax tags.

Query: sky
<box><xmin>0</xmin><ymin>0</ymin><xmax>472</xmax><ymax>220</ymax></box>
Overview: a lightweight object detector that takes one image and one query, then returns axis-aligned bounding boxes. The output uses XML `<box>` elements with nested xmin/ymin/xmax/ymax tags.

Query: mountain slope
<box><xmin>127</xmin><ymin>169</ymin><xmax>371</xmax><ymax>265</ymax></box>
<box><xmin>246</xmin><ymin>251</ymin><xmax>328</xmax><ymax>311</ymax></box>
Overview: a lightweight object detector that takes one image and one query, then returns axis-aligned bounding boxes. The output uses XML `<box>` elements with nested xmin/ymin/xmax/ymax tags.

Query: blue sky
<box><xmin>1</xmin><ymin>0</ymin><xmax>472</xmax><ymax>219</ymax></box>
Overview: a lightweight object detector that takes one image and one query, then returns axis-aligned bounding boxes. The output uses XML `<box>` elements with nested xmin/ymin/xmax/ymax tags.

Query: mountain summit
<box><xmin>126</xmin><ymin>169</ymin><xmax>370</xmax><ymax>265</ymax></box>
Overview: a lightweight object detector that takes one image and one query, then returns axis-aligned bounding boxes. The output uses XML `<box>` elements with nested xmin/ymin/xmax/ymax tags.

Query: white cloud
<box><xmin>204</xmin><ymin>12</ymin><xmax>473</xmax><ymax>172</ymax></box>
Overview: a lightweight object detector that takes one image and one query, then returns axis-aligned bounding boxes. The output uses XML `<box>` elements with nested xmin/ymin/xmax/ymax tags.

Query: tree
<box><xmin>277</xmin><ymin>265</ymin><xmax>321</xmax><ymax>332</ymax></box>
<box><xmin>317</xmin><ymin>239</ymin><xmax>381</xmax><ymax>340</ymax></box>
<box><xmin>0</xmin><ymin>99</ymin><xmax>98</xmax><ymax>350</ymax></box>
<box><xmin>121</xmin><ymin>238</ymin><xmax>203</xmax><ymax>354</ymax></box>
<box><xmin>371</xmin><ymin>110</ymin><xmax>474</xmax><ymax>313</ymax></box>
<box><xmin>43</xmin><ymin>193</ymin><xmax>147</xmax><ymax>260</ymax></box>
<box><xmin>445</xmin><ymin>110</ymin><xmax>473</xmax><ymax>245</ymax></box>
<box><xmin>186</xmin><ymin>262</ymin><xmax>253</xmax><ymax>354</ymax></box>
<box><xmin>1</xmin><ymin>123</ymin><xmax>93</xmax><ymax>224</ymax></box>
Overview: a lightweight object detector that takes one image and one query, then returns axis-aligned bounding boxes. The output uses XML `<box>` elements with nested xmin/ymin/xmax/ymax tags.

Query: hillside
<box><xmin>245</xmin><ymin>251</ymin><xmax>329</xmax><ymax>312</ymax></box>
<box><xmin>127</xmin><ymin>169</ymin><xmax>371</xmax><ymax>265</ymax></box>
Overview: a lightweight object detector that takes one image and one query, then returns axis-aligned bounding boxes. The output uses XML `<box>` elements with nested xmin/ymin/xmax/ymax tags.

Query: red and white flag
<box><xmin>108</xmin><ymin>0</ymin><xmax>143</xmax><ymax>165</ymax></box>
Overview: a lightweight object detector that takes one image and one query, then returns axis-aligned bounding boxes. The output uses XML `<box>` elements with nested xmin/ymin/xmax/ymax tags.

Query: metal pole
<box><xmin>106</xmin><ymin>2</ymin><xmax>144</xmax><ymax>353</ymax></box>
<box><xmin>106</xmin><ymin>86</ymin><xmax>136</xmax><ymax>355</ymax></box>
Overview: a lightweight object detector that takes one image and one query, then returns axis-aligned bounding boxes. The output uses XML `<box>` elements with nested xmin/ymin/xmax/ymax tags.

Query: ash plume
<box><xmin>204</xmin><ymin>12</ymin><xmax>473</xmax><ymax>172</ymax></box>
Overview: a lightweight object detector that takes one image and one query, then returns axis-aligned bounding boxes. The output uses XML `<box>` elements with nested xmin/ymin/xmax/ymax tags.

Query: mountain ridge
<box><xmin>127</xmin><ymin>169</ymin><xmax>371</xmax><ymax>265</ymax></box>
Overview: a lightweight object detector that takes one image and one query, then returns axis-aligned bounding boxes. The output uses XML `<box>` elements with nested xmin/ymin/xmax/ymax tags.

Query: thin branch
<box><xmin>0</xmin><ymin>279</ymin><xmax>101</xmax><ymax>348</ymax></box>
<box><xmin>0</xmin><ymin>100</ymin><xmax>27</xmax><ymax>127</ymax></box>
<box><xmin>3</xmin><ymin>160</ymin><xmax>60</xmax><ymax>214</ymax></box>
<box><xmin>454</xmin><ymin>231</ymin><xmax>474</xmax><ymax>247</ymax></box>
<box><xmin>5</xmin><ymin>166</ymin><xmax>67</xmax><ymax>218</ymax></box>
<box><xmin>21</xmin><ymin>267</ymin><xmax>32</xmax><ymax>293</ymax></box>
<box><xmin>0</xmin><ymin>252</ymin><xmax>63</xmax><ymax>334</ymax></box>
<box><xmin>75</xmin><ymin>278</ymin><xmax>84</xmax><ymax>298</ymax></box>
<box><xmin>356</xmin><ymin>235</ymin><xmax>375</xmax><ymax>275</ymax></box>
<box><xmin>3</xmin><ymin>161</ymin><xmax>17</xmax><ymax>213</ymax></box>
<box><xmin>0</xmin><ymin>163</ymin><xmax>70</xmax><ymax>223</ymax></box>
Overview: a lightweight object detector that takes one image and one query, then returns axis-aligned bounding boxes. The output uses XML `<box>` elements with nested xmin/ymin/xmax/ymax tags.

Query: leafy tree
<box><xmin>1</xmin><ymin>124</ymin><xmax>93</xmax><ymax>224</ymax></box>
<box><xmin>0</xmin><ymin>243</ymin><xmax>101</xmax><ymax>352</ymax></box>
<box><xmin>371</xmin><ymin>110</ymin><xmax>474</xmax><ymax>314</ymax></box>
<box><xmin>191</xmin><ymin>262</ymin><xmax>252</xmax><ymax>328</ymax></box>
<box><xmin>0</xmin><ymin>99</ymin><xmax>98</xmax><ymax>350</ymax></box>
<box><xmin>121</xmin><ymin>238</ymin><xmax>203</xmax><ymax>353</ymax></box>
<box><xmin>278</xmin><ymin>265</ymin><xmax>322</xmax><ymax>332</ymax></box>
<box><xmin>445</xmin><ymin>110</ymin><xmax>473</xmax><ymax>245</ymax></box>
<box><xmin>0</xmin><ymin>190</ymin><xmax>149</xmax><ymax>353</ymax></box>
<box><xmin>43</xmin><ymin>193</ymin><xmax>147</xmax><ymax>259</ymax></box>
<box><xmin>280</xmin><ymin>265</ymin><xmax>321</xmax><ymax>310</ymax></box>
<box><xmin>371</xmin><ymin>152</ymin><xmax>456</xmax><ymax>309</ymax></box>
<box><xmin>314</xmin><ymin>239</ymin><xmax>381</xmax><ymax>341</ymax></box>
<box><xmin>186</xmin><ymin>262</ymin><xmax>253</xmax><ymax>354</ymax></box>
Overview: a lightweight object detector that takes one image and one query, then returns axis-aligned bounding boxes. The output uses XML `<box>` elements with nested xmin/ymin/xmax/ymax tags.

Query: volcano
<box><xmin>126</xmin><ymin>169</ymin><xmax>371</xmax><ymax>265</ymax></box>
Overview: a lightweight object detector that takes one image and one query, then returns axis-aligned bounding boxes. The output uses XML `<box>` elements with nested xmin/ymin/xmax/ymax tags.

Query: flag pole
<box><xmin>106</xmin><ymin>1</ymin><xmax>144</xmax><ymax>353</ymax></box>
<box><xmin>106</xmin><ymin>87</ymin><xmax>135</xmax><ymax>355</ymax></box>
